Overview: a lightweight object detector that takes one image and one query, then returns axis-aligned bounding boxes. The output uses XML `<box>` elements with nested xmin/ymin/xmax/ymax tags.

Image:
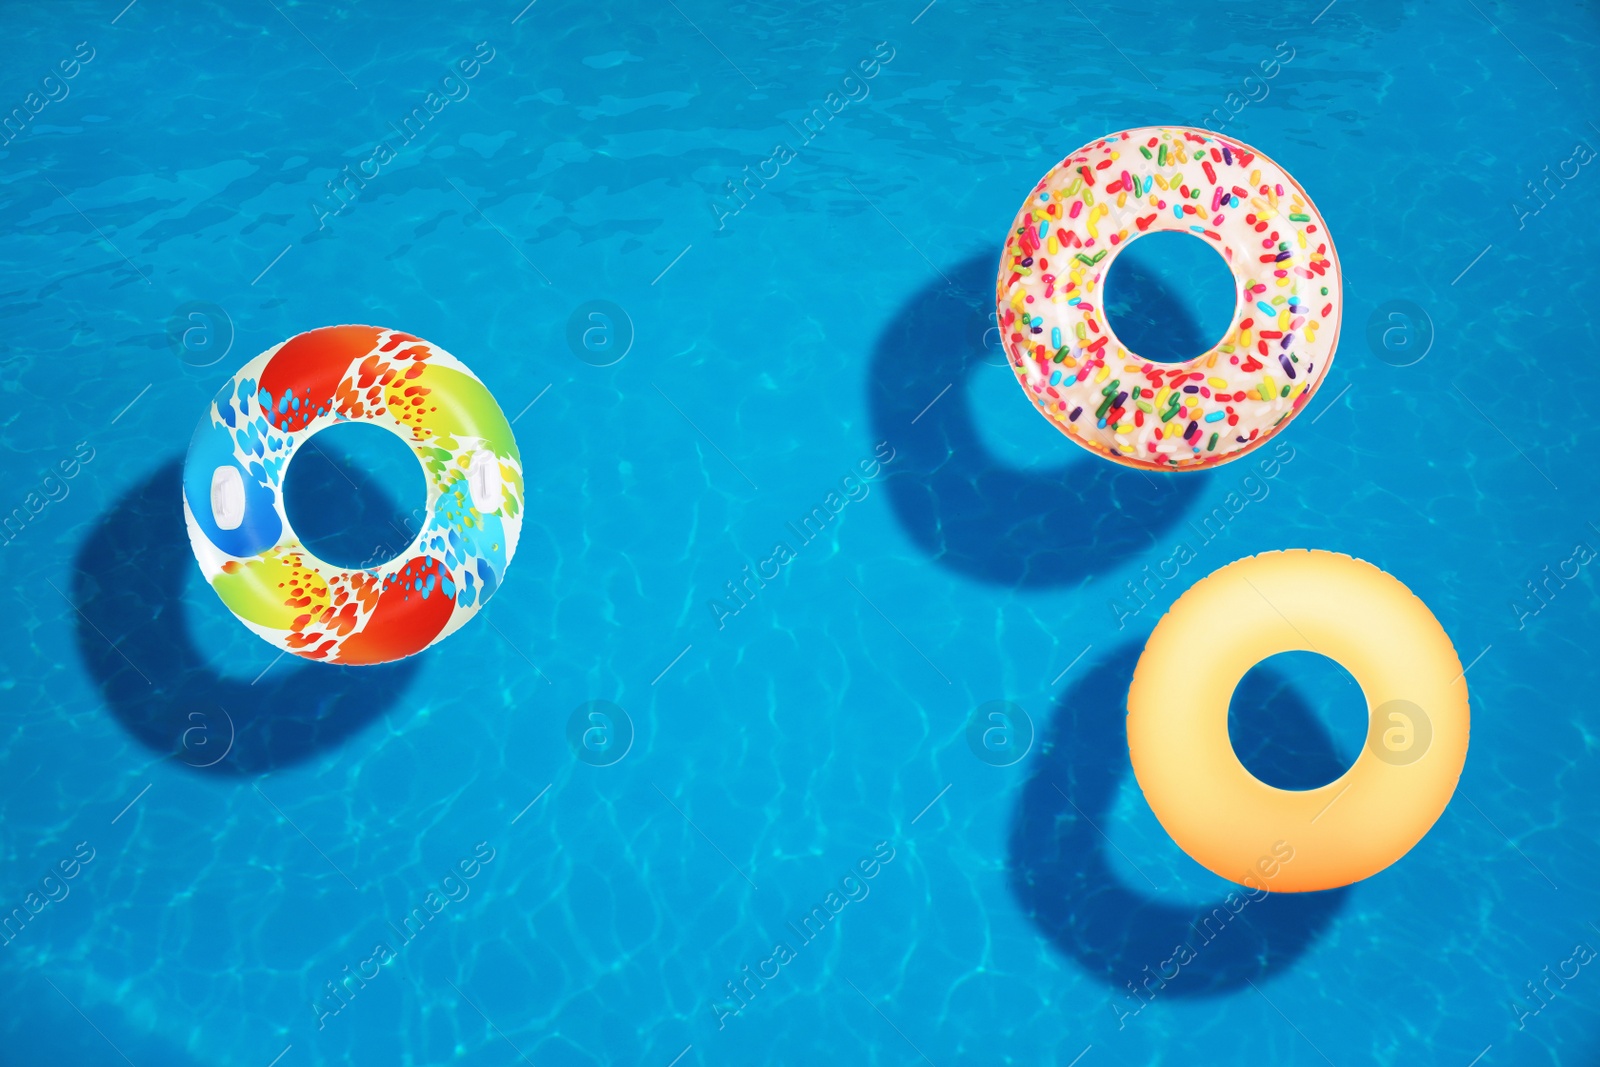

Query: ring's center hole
<box><xmin>1102</xmin><ymin>230</ymin><xmax>1237</xmax><ymax>363</ymax></box>
<box><xmin>282</xmin><ymin>421</ymin><xmax>427</xmax><ymax>569</ymax></box>
<box><xmin>1228</xmin><ymin>651</ymin><xmax>1367</xmax><ymax>790</ymax></box>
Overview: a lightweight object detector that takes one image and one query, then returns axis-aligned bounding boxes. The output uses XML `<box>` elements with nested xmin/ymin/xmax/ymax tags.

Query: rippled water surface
<box><xmin>2</xmin><ymin>1</ymin><xmax>1599</xmax><ymax>1064</ymax></box>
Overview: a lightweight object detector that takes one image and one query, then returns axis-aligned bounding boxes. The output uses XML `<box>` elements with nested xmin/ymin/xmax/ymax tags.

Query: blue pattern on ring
<box><xmin>183</xmin><ymin>409</ymin><xmax>281</xmax><ymax>558</ymax></box>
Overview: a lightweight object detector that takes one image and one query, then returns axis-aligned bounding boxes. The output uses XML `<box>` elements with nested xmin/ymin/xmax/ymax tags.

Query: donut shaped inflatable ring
<box><xmin>1127</xmin><ymin>550</ymin><xmax>1469</xmax><ymax>893</ymax></box>
<box><xmin>996</xmin><ymin>126</ymin><xmax>1341</xmax><ymax>470</ymax></box>
<box><xmin>183</xmin><ymin>325</ymin><xmax>522</xmax><ymax>665</ymax></box>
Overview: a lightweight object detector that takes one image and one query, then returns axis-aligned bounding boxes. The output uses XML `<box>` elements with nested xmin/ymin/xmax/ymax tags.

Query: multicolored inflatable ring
<box><xmin>183</xmin><ymin>325</ymin><xmax>523</xmax><ymax>665</ymax></box>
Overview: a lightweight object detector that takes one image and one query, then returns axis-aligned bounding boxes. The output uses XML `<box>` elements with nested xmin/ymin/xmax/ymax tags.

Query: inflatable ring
<box><xmin>183</xmin><ymin>325</ymin><xmax>523</xmax><ymax>665</ymax></box>
<box><xmin>997</xmin><ymin>126</ymin><xmax>1342</xmax><ymax>470</ymax></box>
<box><xmin>1127</xmin><ymin>550</ymin><xmax>1469</xmax><ymax>893</ymax></box>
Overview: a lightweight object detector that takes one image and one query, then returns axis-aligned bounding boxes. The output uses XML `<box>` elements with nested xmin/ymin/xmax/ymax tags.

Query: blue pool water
<box><xmin>3</xmin><ymin>1</ymin><xmax>1599</xmax><ymax>1064</ymax></box>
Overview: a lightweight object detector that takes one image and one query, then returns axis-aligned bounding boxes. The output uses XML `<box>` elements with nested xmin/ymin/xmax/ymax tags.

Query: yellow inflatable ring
<box><xmin>1127</xmin><ymin>549</ymin><xmax>1469</xmax><ymax>893</ymax></box>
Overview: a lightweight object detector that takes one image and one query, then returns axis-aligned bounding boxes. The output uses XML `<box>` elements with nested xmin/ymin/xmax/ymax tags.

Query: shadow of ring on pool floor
<box><xmin>1008</xmin><ymin>641</ymin><xmax>1349</xmax><ymax>1000</ymax></box>
<box><xmin>70</xmin><ymin>457</ymin><xmax>418</xmax><ymax>775</ymax></box>
<box><xmin>866</xmin><ymin>250</ymin><xmax>1209</xmax><ymax>589</ymax></box>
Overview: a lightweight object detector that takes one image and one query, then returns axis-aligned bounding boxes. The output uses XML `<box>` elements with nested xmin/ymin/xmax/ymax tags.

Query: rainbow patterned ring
<box><xmin>997</xmin><ymin>126</ymin><xmax>1343</xmax><ymax>471</ymax></box>
<box><xmin>182</xmin><ymin>325</ymin><xmax>523</xmax><ymax>665</ymax></box>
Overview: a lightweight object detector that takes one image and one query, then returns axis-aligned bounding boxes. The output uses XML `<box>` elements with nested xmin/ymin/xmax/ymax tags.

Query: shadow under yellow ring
<box><xmin>1127</xmin><ymin>549</ymin><xmax>1470</xmax><ymax>893</ymax></box>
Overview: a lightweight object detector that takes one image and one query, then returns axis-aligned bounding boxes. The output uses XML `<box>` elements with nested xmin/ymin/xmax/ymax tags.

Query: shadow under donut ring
<box><xmin>183</xmin><ymin>325</ymin><xmax>523</xmax><ymax>665</ymax></box>
<box><xmin>1127</xmin><ymin>550</ymin><xmax>1469</xmax><ymax>893</ymax></box>
<box><xmin>997</xmin><ymin>126</ymin><xmax>1342</xmax><ymax>470</ymax></box>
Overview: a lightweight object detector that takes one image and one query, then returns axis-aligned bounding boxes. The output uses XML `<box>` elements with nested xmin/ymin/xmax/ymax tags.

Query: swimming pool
<box><xmin>2</xmin><ymin>0</ymin><xmax>1598</xmax><ymax>1064</ymax></box>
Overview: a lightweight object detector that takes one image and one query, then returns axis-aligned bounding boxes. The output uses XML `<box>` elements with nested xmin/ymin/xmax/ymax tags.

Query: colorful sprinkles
<box><xmin>995</xmin><ymin>126</ymin><xmax>1341</xmax><ymax>470</ymax></box>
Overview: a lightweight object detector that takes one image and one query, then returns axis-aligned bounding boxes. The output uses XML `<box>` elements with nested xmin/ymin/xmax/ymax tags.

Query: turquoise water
<box><xmin>3</xmin><ymin>0</ymin><xmax>1599</xmax><ymax>1064</ymax></box>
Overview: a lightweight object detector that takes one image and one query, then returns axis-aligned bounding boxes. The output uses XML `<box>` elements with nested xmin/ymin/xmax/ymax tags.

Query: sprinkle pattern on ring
<box><xmin>996</xmin><ymin>126</ymin><xmax>1342</xmax><ymax>470</ymax></box>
